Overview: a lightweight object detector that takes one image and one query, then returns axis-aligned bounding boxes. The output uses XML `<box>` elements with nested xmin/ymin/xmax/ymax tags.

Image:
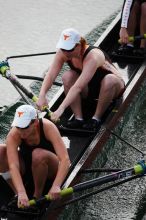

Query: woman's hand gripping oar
<box><xmin>36</xmin><ymin>96</ymin><xmax>61</xmax><ymax>124</ymax></box>
<box><xmin>37</xmin><ymin>105</ymin><xmax>60</xmax><ymax>124</ymax></box>
<box><xmin>29</xmin><ymin>187</ymin><xmax>73</xmax><ymax>207</ymax></box>
<box><xmin>118</xmin><ymin>33</ymin><xmax>146</xmax><ymax>44</ymax></box>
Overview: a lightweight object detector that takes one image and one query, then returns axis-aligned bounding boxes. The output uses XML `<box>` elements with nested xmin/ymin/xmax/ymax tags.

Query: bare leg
<box><xmin>0</xmin><ymin>144</ymin><xmax>16</xmax><ymax>192</ymax></box>
<box><xmin>140</xmin><ymin>3</ymin><xmax>146</xmax><ymax>48</ymax></box>
<box><xmin>32</xmin><ymin>148</ymin><xmax>59</xmax><ymax>198</ymax></box>
<box><xmin>62</xmin><ymin>70</ymin><xmax>87</xmax><ymax>119</ymax></box>
<box><xmin>94</xmin><ymin>75</ymin><xmax>125</xmax><ymax>119</ymax></box>
<box><xmin>0</xmin><ymin>144</ymin><xmax>9</xmax><ymax>172</ymax></box>
<box><xmin>127</xmin><ymin>1</ymin><xmax>140</xmax><ymax>37</ymax></box>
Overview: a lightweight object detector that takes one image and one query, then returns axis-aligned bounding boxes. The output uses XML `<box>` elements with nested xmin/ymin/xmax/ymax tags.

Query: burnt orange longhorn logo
<box><xmin>18</xmin><ymin>111</ymin><xmax>24</xmax><ymax>117</ymax></box>
<box><xmin>63</xmin><ymin>34</ymin><xmax>70</xmax><ymax>41</ymax></box>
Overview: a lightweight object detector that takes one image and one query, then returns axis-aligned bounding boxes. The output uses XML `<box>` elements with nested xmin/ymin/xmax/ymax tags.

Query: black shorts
<box><xmin>19</xmin><ymin>146</ymin><xmax>33</xmax><ymax>177</ymax></box>
<box><xmin>88</xmin><ymin>70</ymin><xmax>111</xmax><ymax>100</ymax></box>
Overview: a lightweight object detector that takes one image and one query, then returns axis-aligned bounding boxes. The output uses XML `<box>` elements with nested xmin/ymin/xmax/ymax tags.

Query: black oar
<box><xmin>118</xmin><ymin>33</ymin><xmax>146</xmax><ymax>44</ymax></box>
<box><xmin>106</xmin><ymin>128</ymin><xmax>145</xmax><ymax>157</ymax></box>
<box><xmin>10</xmin><ymin>79</ymin><xmax>31</xmax><ymax>104</ymax></box>
<box><xmin>6</xmin><ymin>51</ymin><xmax>56</xmax><ymax>60</ymax></box>
<box><xmin>0</xmin><ymin>61</ymin><xmax>52</xmax><ymax>118</ymax></box>
<box><xmin>80</xmin><ymin>168</ymin><xmax>122</xmax><ymax>173</ymax></box>
<box><xmin>16</xmin><ymin>74</ymin><xmax>62</xmax><ymax>86</ymax></box>
<box><xmin>28</xmin><ymin>160</ymin><xmax>146</xmax><ymax>206</ymax></box>
<box><xmin>55</xmin><ymin>173</ymin><xmax>143</xmax><ymax>209</ymax></box>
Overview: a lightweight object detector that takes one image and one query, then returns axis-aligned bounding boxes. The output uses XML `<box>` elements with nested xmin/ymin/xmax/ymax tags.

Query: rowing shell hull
<box><xmin>45</xmin><ymin>13</ymin><xmax>146</xmax><ymax>220</ymax></box>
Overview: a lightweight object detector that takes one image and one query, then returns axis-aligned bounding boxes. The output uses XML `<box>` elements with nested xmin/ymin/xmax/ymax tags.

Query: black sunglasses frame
<box><xmin>16</xmin><ymin>119</ymin><xmax>35</xmax><ymax>130</ymax></box>
<box><xmin>61</xmin><ymin>44</ymin><xmax>78</xmax><ymax>52</ymax></box>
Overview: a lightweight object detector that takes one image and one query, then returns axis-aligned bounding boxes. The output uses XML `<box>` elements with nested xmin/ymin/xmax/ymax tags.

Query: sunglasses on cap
<box><xmin>16</xmin><ymin>119</ymin><xmax>35</xmax><ymax>130</ymax></box>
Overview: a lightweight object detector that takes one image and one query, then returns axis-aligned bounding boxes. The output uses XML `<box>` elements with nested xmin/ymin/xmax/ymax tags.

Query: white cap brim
<box><xmin>12</xmin><ymin>117</ymin><xmax>31</xmax><ymax>128</ymax></box>
<box><xmin>56</xmin><ymin>39</ymin><xmax>75</xmax><ymax>50</ymax></box>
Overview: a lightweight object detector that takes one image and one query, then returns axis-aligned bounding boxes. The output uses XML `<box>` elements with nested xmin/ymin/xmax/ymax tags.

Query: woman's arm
<box><xmin>120</xmin><ymin>0</ymin><xmax>133</xmax><ymax>43</ymax></box>
<box><xmin>6</xmin><ymin>129</ymin><xmax>29</xmax><ymax>207</ymax></box>
<box><xmin>43</xmin><ymin>119</ymin><xmax>70</xmax><ymax>198</ymax></box>
<box><xmin>121</xmin><ymin>0</ymin><xmax>133</xmax><ymax>29</ymax></box>
<box><xmin>37</xmin><ymin>51</ymin><xmax>65</xmax><ymax>110</ymax></box>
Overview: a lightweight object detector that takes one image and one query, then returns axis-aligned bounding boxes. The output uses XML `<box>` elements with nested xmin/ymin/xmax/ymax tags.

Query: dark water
<box><xmin>1</xmin><ymin>1</ymin><xmax>146</xmax><ymax>220</ymax></box>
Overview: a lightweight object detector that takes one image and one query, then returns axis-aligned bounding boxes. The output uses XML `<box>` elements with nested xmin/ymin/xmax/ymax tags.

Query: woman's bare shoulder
<box><xmin>42</xmin><ymin>118</ymin><xmax>59</xmax><ymax>130</ymax></box>
<box><xmin>6</xmin><ymin>128</ymin><xmax>21</xmax><ymax>145</ymax></box>
<box><xmin>42</xmin><ymin>118</ymin><xmax>61</xmax><ymax>140</ymax></box>
<box><xmin>84</xmin><ymin>47</ymin><xmax>105</xmax><ymax>67</ymax></box>
<box><xmin>55</xmin><ymin>49</ymin><xmax>68</xmax><ymax>62</ymax></box>
<box><xmin>7</xmin><ymin>127</ymin><xmax>18</xmax><ymax>138</ymax></box>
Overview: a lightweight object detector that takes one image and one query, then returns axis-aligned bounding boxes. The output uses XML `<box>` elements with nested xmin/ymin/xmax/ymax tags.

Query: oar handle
<box><xmin>118</xmin><ymin>33</ymin><xmax>146</xmax><ymax>44</ymax></box>
<box><xmin>29</xmin><ymin>187</ymin><xmax>74</xmax><ymax>206</ymax></box>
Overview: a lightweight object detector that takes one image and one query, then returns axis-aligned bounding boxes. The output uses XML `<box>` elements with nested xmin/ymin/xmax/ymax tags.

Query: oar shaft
<box><xmin>73</xmin><ymin>162</ymin><xmax>146</xmax><ymax>193</ymax></box>
<box><xmin>6</xmin><ymin>51</ymin><xmax>56</xmax><ymax>60</ymax></box>
<box><xmin>108</xmin><ymin>129</ymin><xmax>144</xmax><ymax>156</ymax></box>
<box><xmin>28</xmin><ymin>161</ymin><xmax>146</xmax><ymax>206</ymax></box>
<box><xmin>0</xmin><ymin>61</ymin><xmax>52</xmax><ymax>118</ymax></box>
<box><xmin>57</xmin><ymin>174</ymin><xmax>143</xmax><ymax>209</ymax></box>
<box><xmin>8</xmin><ymin>71</ymin><xmax>34</xmax><ymax>100</ymax></box>
<box><xmin>16</xmin><ymin>75</ymin><xmax>62</xmax><ymax>86</ymax></box>
<box><xmin>8</xmin><ymin>72</ymin><xmax>52</xmax><ymax>117</ymax></box>
<box><xmin>10</xmin><ymin>79</ymin><xmax>31</xmax><ymax>104</ymax></box>
<box><xmin>80</xmin><ymin>168</ymin><xmax>122</xmax><ymax>173</ymax></box>
<box><xmin>73</xmin><ymin>167</ymin><xmax>135</xmax><ymax>192</ymax></box>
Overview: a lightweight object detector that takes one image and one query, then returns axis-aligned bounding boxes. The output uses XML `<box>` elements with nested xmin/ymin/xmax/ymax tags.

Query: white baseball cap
<box><xmin>11</xmin><ymin>105</ymin><xmax>37</xmax><ymax>128</ymax></box>
<box><xmin>56</xmin><ymin>28</ymin><xmax>81</xmax><ymax>50</ymax></box>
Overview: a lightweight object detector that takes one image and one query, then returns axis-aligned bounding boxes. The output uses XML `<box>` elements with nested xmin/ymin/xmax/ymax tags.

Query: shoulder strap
<box><xmin>83</xmin><ymin>45</ymin><xmax>113</xmax><ymax>65</ymax></box>
<box><xmin>39</xmin><ymin>118</ymin><xmax>45</xmax><ymax>138</ymax></box>
<box><xmin>82</xmin><ymin>46</ymin><xmax>98</xmax><ymax>61</ymax></box>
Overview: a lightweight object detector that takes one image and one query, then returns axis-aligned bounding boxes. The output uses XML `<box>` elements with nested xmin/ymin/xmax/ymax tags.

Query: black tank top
<box><xmin>67</xmin><ymin>45</ymin><xmax>114</xmax><ymax>100</ymax></box>
<box><xmin>20</xmin><ymin>118</ymin><xmax>55</xmax><ymax>154</ymax></box>
<box><xmin>67</xmin><ymin>45</ymin><xmax>112</xmax><ymax>75</ymax></box>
